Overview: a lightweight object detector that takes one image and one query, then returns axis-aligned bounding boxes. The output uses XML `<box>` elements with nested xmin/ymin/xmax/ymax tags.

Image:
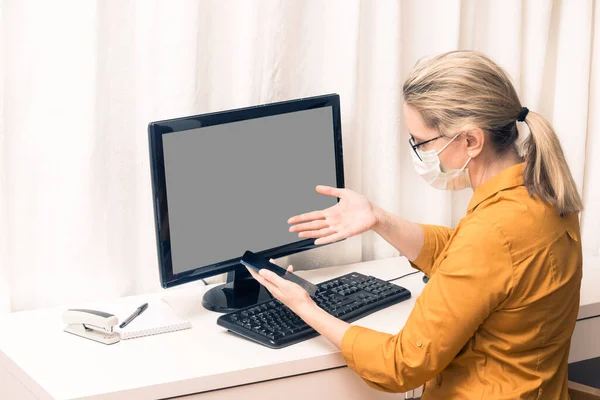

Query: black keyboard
<box><xmin>216</xmin><ymin>272</ymin><xmax>411</xmax><ymax>348</ymax></box>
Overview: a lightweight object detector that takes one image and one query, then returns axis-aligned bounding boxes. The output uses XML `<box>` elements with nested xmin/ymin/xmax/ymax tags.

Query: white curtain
<box><xmin>1</xmin><ymin>0</ymin><xmax>599</xmax><ymax>313</ymax></box>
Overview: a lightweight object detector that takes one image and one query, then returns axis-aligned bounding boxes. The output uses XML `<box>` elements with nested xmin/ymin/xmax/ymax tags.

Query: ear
<box><xmin>464</xmin><ymin>128</ymin><xmax>485</xmax><ymax>158</ymax></box>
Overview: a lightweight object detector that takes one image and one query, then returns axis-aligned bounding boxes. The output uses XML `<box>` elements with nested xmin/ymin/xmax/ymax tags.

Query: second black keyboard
<box><xmin>216</xmin><ymin>272</ymin><xmax>411</xmax><ymax>348</ymax></box>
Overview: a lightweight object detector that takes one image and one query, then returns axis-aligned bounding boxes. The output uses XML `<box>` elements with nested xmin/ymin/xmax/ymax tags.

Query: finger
<box><xmin>316</xmin><ymin>185</ymin><xmax>343</xmax><ymax>198</ymax></box>
<box><xmin>246</xmin><ymin>266</ymin><xmax>261</xmax><ymax>280</ymax></box>
<box><xmin>299</xmin><ymin>227</ymin><xmax>336</xmax><ymax>239</ymax></box>
<box><xmin>247</xmin><ymin>267</ymin><xmax>266</xmax><ymax>284</ymax></box>
<box><xmin>261</xmin><ymin>268</ymin><xmax>303</xmax><ymax>295</ymax></box>
<box><xmin>255</xmin><ymin>274</ymin><xmax>285</xmax><ymax>299</ymax></box>
<box><xmin>289</xmin><ymin>219</ymin><xmax>329</xmax><ymax>233</ymax></box>
<box><xmin>247</xmin><ymin>267</ymin><xmax>285</xmax><ymax>298</ymax></box>
<box><xmin>288</xmin><ymin>210</ymin><xmax>326</xmax><ymax>224</ymax></box>
<box><xmin>287</xmin><ymin>265</ymin><xmax>294</xmax><ymax>273</ymax></box>
<box><xmin>259</xmin><ymin>268</ymin><xmax>292</xmax><ymax>289</ymax></box>
<box><xmin>314</xmin><ymin>232</ymin><xmax>345</xmax><ymax>246</ymax></box>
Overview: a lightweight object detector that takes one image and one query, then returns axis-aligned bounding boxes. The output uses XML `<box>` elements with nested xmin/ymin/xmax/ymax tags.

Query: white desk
<box><xmin>1</xmin><ymin>256</ymin><xmax>599</xmax><ymax>400</ymax></box>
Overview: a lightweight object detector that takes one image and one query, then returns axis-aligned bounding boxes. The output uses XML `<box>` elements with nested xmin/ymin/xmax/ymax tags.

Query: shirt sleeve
<box><xmin>341</xmin><ymin>218</ymin><xmax>514</xmax><ymax>392</ymax></box>
<box><xmin>409</xmin><ymin>224</ymin><xmax>454</xmax><ymax>276</ymax></box>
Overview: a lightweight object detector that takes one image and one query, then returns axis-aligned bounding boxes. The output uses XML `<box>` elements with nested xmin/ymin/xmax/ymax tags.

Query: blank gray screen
<box><xmin>162</xmin><ymin>106</ymin><xmax>339</xmax><ymax>274</ymax></box>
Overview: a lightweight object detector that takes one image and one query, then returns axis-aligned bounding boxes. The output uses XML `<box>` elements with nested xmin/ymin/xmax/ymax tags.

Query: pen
<box><xmin>119</xmin><ymin>303</ymin><xmax>148</xmax><ymax>329</ymax></box>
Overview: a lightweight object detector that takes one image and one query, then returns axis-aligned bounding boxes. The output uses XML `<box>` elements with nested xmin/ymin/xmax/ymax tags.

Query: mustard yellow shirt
<box><xmin>341</xmin><ymin>163</ymin><xmax>583</xmax><ymax>399</ymax></box>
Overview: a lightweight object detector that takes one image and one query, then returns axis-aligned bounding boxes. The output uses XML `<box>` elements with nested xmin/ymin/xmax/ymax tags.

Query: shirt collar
<box><xmin>467</xmin><ymin>163</ymin><xmax>526</xmax><ymax>213</ymax></box>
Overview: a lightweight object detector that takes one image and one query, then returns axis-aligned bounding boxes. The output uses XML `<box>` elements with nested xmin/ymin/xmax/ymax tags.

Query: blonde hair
<box><xmin>403</xmin><ymin>50</ymin><xmax>583</xmax><ymax>216</ymax></box>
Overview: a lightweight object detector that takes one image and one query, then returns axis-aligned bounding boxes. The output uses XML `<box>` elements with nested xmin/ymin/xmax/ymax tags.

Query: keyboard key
<box><xmin>294</xmin><ymin>322</ymin><xmax>309</xmax><ymax>330</ymax></box>
<box><xmin>340</xmin><ymin>305</ymin><xmax>353</xmax><ymax>313</ymax></box>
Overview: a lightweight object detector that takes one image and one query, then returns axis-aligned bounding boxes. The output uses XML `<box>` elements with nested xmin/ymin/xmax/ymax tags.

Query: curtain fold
<box><xmin>1</xmin><ymin>0</ymin><xmax>598</xmax><ymax>313</ymax></box>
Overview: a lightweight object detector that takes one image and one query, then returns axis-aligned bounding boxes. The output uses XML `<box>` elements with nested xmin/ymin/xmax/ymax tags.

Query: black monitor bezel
<box><xmin>148</xmin><ymin>93</ymin><xmax>344</xmax><ymax>288</ymax></box>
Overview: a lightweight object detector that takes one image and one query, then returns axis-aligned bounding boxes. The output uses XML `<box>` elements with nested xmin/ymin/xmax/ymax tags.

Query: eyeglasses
<box><xmin>409</xmin><ymin>135</ymin><xmax>444</xmax><ymax>161</ymax></box>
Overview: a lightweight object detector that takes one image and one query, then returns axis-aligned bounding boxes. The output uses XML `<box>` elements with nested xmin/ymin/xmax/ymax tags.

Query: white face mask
<box><xmin>411</xmin><ymin>133</ymin><xmax>472</xmax><ymax>191</ymax></box>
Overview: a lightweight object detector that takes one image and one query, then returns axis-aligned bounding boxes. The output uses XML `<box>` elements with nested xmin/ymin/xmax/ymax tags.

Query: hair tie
<box><xmin>517</xmin><ymin>107</ymin><xmax>529</xmax><ymax>122</ymax></box>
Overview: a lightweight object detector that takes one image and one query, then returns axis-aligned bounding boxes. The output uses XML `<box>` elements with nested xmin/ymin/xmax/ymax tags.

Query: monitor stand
<box><xmin>201</xmin><ymin>264</ymin><xmax>273</xmax><ymax>313</ymax></box>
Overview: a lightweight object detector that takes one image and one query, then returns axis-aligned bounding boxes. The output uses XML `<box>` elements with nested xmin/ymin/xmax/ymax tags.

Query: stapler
<box><xmin>63</xmin><ymin>309</ymin><xmax>120</xmax><ymax>345</ymax></box>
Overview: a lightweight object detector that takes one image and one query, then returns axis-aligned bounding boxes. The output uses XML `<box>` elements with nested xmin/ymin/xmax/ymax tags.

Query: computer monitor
<box><xmin>148</xmin><ymin>94</ymin><xmax>344</xmax><ymax>312</ymax></box>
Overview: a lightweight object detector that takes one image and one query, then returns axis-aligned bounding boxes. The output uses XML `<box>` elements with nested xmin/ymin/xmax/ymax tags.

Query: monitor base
<box><xmin>201</xmin><ymin>265</ymin><xmax>273</xmax><ymax>313</ymax></box>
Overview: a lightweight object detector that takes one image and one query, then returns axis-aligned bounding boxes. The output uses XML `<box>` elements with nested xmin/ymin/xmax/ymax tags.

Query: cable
<box><xmin>386</xmin><ymin>271</ymin><xmax>420</xmax><ymax>283</ymax></box>
<box><xmin>576</xmin><ymin>314</ymin><xmax>600</xmax><ymax>322</ymax></box>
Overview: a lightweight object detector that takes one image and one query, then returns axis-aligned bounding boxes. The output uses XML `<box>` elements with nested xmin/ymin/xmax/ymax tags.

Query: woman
<box><xmin>247</xmin><ymin>51</ymin><xmax>583</xmax><ymax>399</ymax></box>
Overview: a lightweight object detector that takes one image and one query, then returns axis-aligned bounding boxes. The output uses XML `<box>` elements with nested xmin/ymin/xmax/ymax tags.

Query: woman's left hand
<box><xmin>246</xmin><ymin>259</ymin><xmax>352</xmax><ymax>349</ymax></box>
<box><xmin>246</xmin><ymin>260</ymin><xmax>315</xmax><ymax>314</ymax></box>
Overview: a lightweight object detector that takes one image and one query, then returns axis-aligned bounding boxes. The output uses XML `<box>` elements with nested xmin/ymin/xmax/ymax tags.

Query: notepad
<box><xmin>110</xmin><ymin>299</ymin><xmax>191</xmax><ymax>340</ymax></box>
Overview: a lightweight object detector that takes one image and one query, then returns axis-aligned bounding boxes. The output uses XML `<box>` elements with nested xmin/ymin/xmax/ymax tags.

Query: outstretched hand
<box><xmin>288</xmin><ymin>185</ymin><xmax>378</xmax><ymax>245</ymax></box>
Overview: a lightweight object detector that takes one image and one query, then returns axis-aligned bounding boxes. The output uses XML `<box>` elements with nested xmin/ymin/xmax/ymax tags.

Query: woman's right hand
<box><xmin>288</xmin><ymin>185</ymin><xmax>378</xmax><ymax>245</ymax></box>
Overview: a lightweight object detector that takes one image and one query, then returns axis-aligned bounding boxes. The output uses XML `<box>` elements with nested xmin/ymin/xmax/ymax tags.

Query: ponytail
<box><xmin>522</xmin><ymin>111</ymin><xmax>583</xmax><ymax>216</ymax></box>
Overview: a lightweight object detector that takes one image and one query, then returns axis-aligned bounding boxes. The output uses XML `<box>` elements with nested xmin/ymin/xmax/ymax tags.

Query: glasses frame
<box><xmin>409</xmin><ymin>135</ymin><xmax>444</xmax><ymax>161</ymax></box>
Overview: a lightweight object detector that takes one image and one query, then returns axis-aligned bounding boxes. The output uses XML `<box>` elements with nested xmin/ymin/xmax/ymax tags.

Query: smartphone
<box><xmin>241</xmin><ymin>250</ymin><xmax>318</xmax><ymax>297</ymax></box>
